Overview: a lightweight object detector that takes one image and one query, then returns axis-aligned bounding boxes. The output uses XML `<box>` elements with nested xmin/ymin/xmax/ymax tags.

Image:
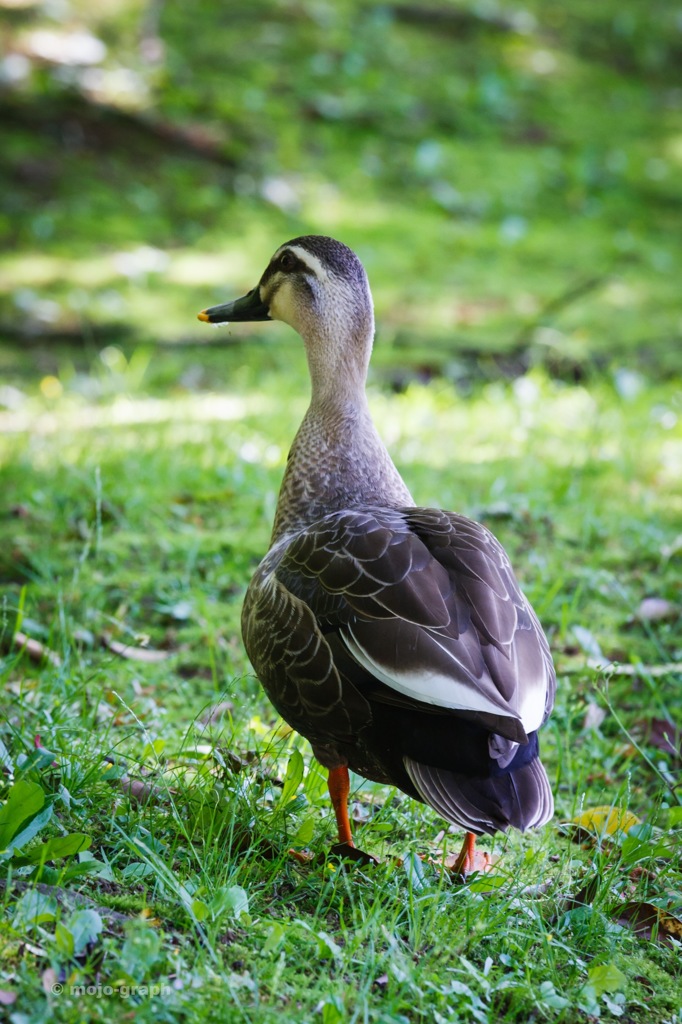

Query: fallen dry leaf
<box><xmin>570</xmin><ymin>806</ymin><xmax>641</xmax><ymax>841</ymax></box>
<box><xmin>634</xmin><ymin>597</ymin><xmax>679</xmax><ymax>623</ymax></box>
<box><xmin>616</xmin><ymin>901</ymin><xmax>682</xmax><ymax>947</ymax></box>
<box><xmin>582</xmin><ymin>701</ymin><xmax>607</xmax><ymax>731</ymax></box>
<box><xmin>41</xmin><ymin>968</ymin><xmax>58</xmax><ymax>994</ymax></box>
<box><xmin>288</xmin><ymin>848</ymin><xmax>315</xmax><ymax>865</ymax></box>
<box><xmin>351</xmin><ymin>800</ymin><xmax>372</xmax><ymax>824</ymax></box>
<box><xmin>438</xmin><ymin>849</ymin><xmax>497</xmax><ymax>876</ymax></box>
<box><xmin>118</xmin><ymin>775</ymin><xmax>169</xmax><ymax>805</ymax></box>
<box><xmin>643</xmin><ymin>718</ymin><xmax>680</xmax><ymax>759</ymax></box>
<box><xmin>200</xmin><ymin>701</ymin><xmax>235</xmax><ymax>727</ymax></box>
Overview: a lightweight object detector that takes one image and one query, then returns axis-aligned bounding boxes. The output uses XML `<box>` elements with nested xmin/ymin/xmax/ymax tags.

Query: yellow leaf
<box><xmin>572</xmin><ymin>806</ymin><xmax>641</xmax><ymax>835</ymax></box>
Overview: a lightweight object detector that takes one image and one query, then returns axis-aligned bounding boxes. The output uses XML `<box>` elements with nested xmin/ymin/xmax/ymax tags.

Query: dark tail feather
<box><xmin>403</xmin><ymin>754</ymin><xmax>554</xmax><ymax>836</ymax></box>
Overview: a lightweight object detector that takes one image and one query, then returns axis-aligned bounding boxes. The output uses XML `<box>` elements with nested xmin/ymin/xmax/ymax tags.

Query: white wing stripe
<box><xmin>343</xmin><ymin>627</ymin><xmax>518</xmax><ymax>721</ymax></box>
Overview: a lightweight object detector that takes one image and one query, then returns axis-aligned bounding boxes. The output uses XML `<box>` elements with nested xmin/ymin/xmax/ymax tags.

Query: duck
<box><xmin>198</xmin><ymin>235</ymin><xmax>555</xmax><ymax>874</ymax></box>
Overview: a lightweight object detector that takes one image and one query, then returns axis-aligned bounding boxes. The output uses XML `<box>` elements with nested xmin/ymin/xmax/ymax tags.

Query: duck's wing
<box><xmin>275</xmin><ymin>506</ymin><xmax>555</xmax><ymax>745</ymax></box>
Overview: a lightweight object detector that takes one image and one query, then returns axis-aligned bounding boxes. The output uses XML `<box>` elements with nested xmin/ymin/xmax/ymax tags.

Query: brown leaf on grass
<box><xmin>41</xmin><ymin>968</ymin><xmax>58</xmax><ymax>995</ymax></box>
<box><xmin>616</xmin><ymin>902</ymin><xmax>682</xmax><ymax>947</ymax></box>
<box><xmin>216</xmin><ymin>747</ymin><xmax>284</xmax><ymax>786</ymax></box>
<box><xmin>288</xmin><ymin>848</ymin><xmax>315</xmax><ymax>865</ymax></box>
<box><xmin>200</xmin><ymin>701</ymin><xmax>235</xmax><ymax>727</ymax></box>
<box><xmin>118</xmin><ymin>774</ymin><xmax>170</xmax><ymax>805</ymax></box>
<box><xmin>9</xmin><ymin>504</ymin><xmax>31</xmax><ymax>519</ymax></box>
<box><xmin>12</xmin><ymin>631</ymin><xmax>61</xmax><ymax>666</ymax></box>
<box><xmin>582</xmin><ymin>701</ymin><xmax>607</xmax><ymax>731</ymax></box>
<box><xmin>439</xmin><ymin>849</ymin><xmax>497</xmax><ymax>876</ymax></box>
<box><xmin>351</xmin><ymin>800</ymin><xmax>372</xmax><ymax>824</ymax></box>
<box><xmin>101</xmin><ymin>633</ymin><xmax>169</xmax><ymax>662</ymax></box>
<box><xmin>642</xmin><ymin>718</ymin><xmax>681</xmax><ymax>759</ymax></box>
<box><xmin>634</xmin><ymin>597</ymin><xmax>679</xmax><ymax>623</ymax></box>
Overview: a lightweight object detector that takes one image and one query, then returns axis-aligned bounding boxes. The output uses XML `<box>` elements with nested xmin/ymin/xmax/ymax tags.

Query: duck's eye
<box><xmin>279</xmin><ymin>251</ymin><xmax>296</xmax><ymax>272</ymax></box>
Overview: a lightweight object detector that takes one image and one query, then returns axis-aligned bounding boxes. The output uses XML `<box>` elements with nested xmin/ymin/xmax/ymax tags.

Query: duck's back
<box><xmin>242</xmin><ymin>504</ymin><xmax>555</xmax><ymax>836</ymax></box>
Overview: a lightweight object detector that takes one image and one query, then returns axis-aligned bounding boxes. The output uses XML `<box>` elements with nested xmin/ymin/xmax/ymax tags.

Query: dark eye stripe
<box><xmin>279</xmin><ymin>251</ymin><xmax>307</xmax><ymax>273</ymax></box>
<box><xmin>261</xmin><ymin>250</ymin><xmax>311</xmax><ymax>287</ymax></box>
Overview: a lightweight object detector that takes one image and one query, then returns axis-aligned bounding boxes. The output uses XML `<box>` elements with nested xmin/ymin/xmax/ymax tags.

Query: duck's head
<box><xmin>198</xmin><ymin>236</ymin><xmax>375</xmax><ymax>394</ymax></box>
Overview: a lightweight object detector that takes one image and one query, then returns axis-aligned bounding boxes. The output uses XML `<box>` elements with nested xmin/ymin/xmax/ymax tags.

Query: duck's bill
<box><xmin>197</xmin><ymin>287</ymin><xmax>271</xmax><ymax>323</ymax></box>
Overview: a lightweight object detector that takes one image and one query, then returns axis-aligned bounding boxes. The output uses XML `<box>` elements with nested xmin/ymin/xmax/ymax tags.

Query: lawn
<box><xmin>1</xmin><ymin>341</ymin><xmax>681</xmax><ymax>1022</ymax></box>
<box><xmin>1</xmin><ymin>0</ymin><xmax>681</xmax><ymax>1020</ymax></box>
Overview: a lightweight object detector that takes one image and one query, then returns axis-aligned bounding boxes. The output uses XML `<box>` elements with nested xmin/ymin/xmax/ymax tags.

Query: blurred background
<box><xmin>1</xmin><ymin>0</ymin><xmax>681</xmax><ymax>388</ymax></box>
<box><xmin>1</xmin><ymin>7</ymin><xmax>681</xmax><ymax>1014</ymax></box>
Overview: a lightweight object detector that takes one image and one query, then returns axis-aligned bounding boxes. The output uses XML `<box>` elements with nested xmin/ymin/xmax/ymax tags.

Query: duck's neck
<box><xmin>271</xmin><ymin>365</ymin><xmax>414</xmax><ymax>543</ymax></box>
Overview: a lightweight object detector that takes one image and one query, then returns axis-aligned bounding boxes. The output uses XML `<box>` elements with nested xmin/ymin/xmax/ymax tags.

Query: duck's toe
<box><xmin>330</xmin><ymin>841</ymin><xmax>380</xmax><ymax>865</ymax></box>
<box><xmin>450</xmin><ymin>831</ymin><xmax>494</xmax><ymax>879</ymax></box>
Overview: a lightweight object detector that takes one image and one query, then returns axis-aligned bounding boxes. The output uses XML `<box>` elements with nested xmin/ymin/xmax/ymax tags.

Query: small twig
<box><xmin>10</xmin><ymin>631</ymin><xmax>61</xmax><ymax>667</ymax></box>
<box><xmin>101</xmin><ymin>633</ymin><xmax>169</xmax><ymax>662</ymax></box>
<box><xmin>561</xmin><ymin>659</ymin><xmax>681</xmax><ymax>678</ymax></box>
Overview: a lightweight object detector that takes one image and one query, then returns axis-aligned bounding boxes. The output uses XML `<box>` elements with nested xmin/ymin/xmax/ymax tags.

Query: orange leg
<box><xmin>328</xmin><ymin>765</ymin><xmax>354</xmax><ymax>846</ymax></box>
<box><xmin>452</xmin><ymin>831</ymin><xmax>491</xmax><ymax>877</ymax></box>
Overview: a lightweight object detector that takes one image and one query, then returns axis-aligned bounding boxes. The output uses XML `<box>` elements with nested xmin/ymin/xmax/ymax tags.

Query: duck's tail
<box><xmin>403</xmin><ymin>742</ymin><xmax>553</xmax><ymax>836</ymax></box>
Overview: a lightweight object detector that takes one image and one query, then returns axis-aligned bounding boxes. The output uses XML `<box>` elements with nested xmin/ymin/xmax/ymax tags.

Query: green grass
<box><xmin>2</xmin><ymin>0</ymin><xmax>682</xmax><ymax>376</ymax></box>
<box><xmin>1</xmin><ymin>0</ymin><xmax>681</xmax><ymax>1018</ymax></box>
<box><xmin>1</xmin><ymin>344</ymin><xmax>681</xmax><ymax>1023</ymax></box>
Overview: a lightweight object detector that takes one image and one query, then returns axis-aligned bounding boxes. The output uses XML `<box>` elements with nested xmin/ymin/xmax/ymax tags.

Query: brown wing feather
<box><xmin>244</xmin><ymin>506</ymin><xmax>555</xmax><ymax>755</ymax></box>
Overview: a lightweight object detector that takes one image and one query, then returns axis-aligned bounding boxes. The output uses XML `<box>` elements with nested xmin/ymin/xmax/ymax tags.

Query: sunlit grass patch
<box><xmin>1</xmin><ymin>343</ymin><xmax>680</xmax><ymax>1022</ymax></box>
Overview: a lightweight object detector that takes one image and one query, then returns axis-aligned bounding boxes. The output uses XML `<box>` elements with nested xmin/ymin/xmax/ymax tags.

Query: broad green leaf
<box><xmin>210</xmin><ymin>885</ymin><xmax>249</xmax><ymax>921</ymax></box>
<box><xmin>19</xmin><ymin>833</ymin><xmax>91</xmax><ymax>865</ymax></box>
<box><xmin>292</xmin><ymin>816</ymin><xmax>315</xmax><ymax>845</ymax></box>
<box><xmin>120</xmin><ymin>919</ymin><xmax>162</xmax><ymax>976</ymax></box>
<box><xmin>588</xmin><ymin>963</ymin><xmax>627</xmax><ymax>996</ymax></box>
<box><xmin>538</xmin><ymin>980</ymin><xmax>569</xmax><ymax>1010</ymax></box>
<box><xmin>620</xmin><ymin>826</ymin><xmax>656</xmax><ymax>865</ymax></box>
<box><xmin>121</xmin><ymin>862</ymin><xmax>154</xmax><ymax>881</ymax></box>
<box><xmin>69</xmin><ymin>909</ymin><xmax>103</xmax><ymax>955</ymax></box>
<box><xmin>55</xmin><ymin>921</ymin><xmax>75</xmax><ymax>957</ymax></box>
<box><xmin>315</xmin><ymin>930</ymin><xmax>342</xmax><ymax>959</ymax></box>
<box><xmin>303</xmin><ymin>762</ymin><xmax>328</xmax><ymax>802</ymax></box>
<box><xmin>12</xmin><ymin>890</ymin><xmax>57</xmax><ymax>928</ymax></box>
<box><xmin>297</xmin><ymin>920</ymin><xmax>342</xmax><ymax>959</ymax></box>
<box><xmin>469</xmin><ymin>874</ymin><xmax>507</xmax><ymax>893</ymax></box>
<box><xmin>279</xmin><ymin>749</ymin><xmax>304</xmax><ymax>807</ymax></box>
<box><xmin>17</xmin><ymin>749</ymin><xmax>59</xmax><ymax>774</ymax></box>
<box><xmin>0</xmin><ymin>781</ymin><xmax>45</xmax><ymax>848</ymax></box>
<box><xmin>68</xmin><ymin>852</ymin><xmax>115</xmax><ymax>881</ymax></box>
<box><xmin>367</xmin><ymin>821</ymin><xmax>393</xmax><ymax>833</ymax></box>
<box><xmin>321</xmin><ymin>999</ymin><xmax>344</xmax><ymax>1024</ymax></box>
<box><xmin>402</xmin><ymin>851</ymin><xmax>427</xmax><ymax>891</ymax></box>
<box><xmin>191</xmin><ymin>899</ymin><xmax>210</xmax><ymax>922</ymax></box>
<box><xmin>0</xmin><ymin>738</ymin><xmax>13</xmax><ymax>774</ymax></box>
<box><xmin>141</xmin><ymin>739</ymin><xmax>166</xmax><ymax>761</ymax></box>
<box><xmin>262</xmin><ymin>922</ymin><xmax>285</xmax><ymax>954</ymax></box>
<box><xmin>3</xmin><ymin>803</ymin><xmax>54</xmax><ymax>857</ymax></box>
<box><xmin>667</xmin><ymin>806</ymin><xmax>682</xmax><ymax>827</ymax></box>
